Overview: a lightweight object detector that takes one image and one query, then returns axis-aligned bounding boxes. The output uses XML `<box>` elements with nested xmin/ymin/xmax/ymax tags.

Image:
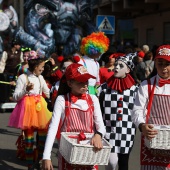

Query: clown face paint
<box><xmin>114</xmin><ymin>60</ymin><xmax>130</xmax><ymax>78</ymax></box>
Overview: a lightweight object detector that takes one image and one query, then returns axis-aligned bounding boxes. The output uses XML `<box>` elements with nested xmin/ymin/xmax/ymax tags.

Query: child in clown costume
<box><xmin>79</xmin><ymin>32</ymin><xmax>110</xmax><ymax>95</ymax></box>
<box><xmin>99</xmin><ymin>53</ymin><xmax>138</xmax><ymax>170</ymax></box>
<box><xmin>132</xmin><ymin>45</ymin><xmax>170</xmax><ymax>170</ymax></box>
<box><xmin>8</xmin><ymin>50</ymin><xmax>52</xmax><ymax>170</ymax></box>
<box><xmin>42</xmin><ymin>63</ymin><xmax>106</xmax><ymax>170</ymax></box>
<box><xmin>49</xmin><ymin>55</ymin><xmax>80</xmax><ymax>111</ymax></box>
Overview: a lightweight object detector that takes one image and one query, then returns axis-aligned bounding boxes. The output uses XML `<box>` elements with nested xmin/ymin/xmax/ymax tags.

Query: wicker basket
<box><xmin>59</xmin><ymin>132</ymin><xmax>111</xmax><ymax>165</ymax></box>
<box><xmin>144</xmin><ymin>125</ymin><xmax>170</xmax><ymax>150</ymax></box>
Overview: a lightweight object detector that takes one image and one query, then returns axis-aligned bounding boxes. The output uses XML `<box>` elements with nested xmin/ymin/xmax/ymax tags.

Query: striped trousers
<box><xmin>24</xmin><ymin>129</ymin><xmax>47</xmax><ymax>168</ymax></box>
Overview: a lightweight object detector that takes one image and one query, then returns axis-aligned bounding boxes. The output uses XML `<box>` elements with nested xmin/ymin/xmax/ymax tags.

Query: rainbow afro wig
<box><xmin>80</xmin><ymin>32</ymin><xmax>110</xmax><ymax>56</ymax></box>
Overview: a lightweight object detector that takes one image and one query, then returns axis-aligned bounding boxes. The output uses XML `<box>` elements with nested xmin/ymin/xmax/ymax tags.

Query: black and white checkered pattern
<box><xmin>100</xmin><ymin>83</ymin><xmax>138</xmax><ymax>154</ymax></box>
<box><xmin>116</xmin><ymin>53</ymin><xmax>137</xmax><ymax>70</ymax></box>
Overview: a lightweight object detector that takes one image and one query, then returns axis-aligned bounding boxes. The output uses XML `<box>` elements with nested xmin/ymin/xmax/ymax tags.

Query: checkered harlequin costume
<box><xmin>100</xmin><ymin>82</ymin><xmax>138</xmax><ymax>154</ymax></box>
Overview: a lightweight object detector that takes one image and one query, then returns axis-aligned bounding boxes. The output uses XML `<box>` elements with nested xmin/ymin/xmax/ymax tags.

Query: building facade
<box><xmin>94</xmin><ymin>0</ymin><xmax>170</xmax><ymax>49</ymax></box>
<box><xmin>1</xmin><ymin>0</ymin><xmax>170</xmax><ymax>50</ymax></box>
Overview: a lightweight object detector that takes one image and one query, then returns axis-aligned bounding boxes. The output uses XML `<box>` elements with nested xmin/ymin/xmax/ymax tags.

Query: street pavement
<box><xmin>0</xmin><ymin>110</ymin><xmax>140</xmax><ymax>170</ymax></box>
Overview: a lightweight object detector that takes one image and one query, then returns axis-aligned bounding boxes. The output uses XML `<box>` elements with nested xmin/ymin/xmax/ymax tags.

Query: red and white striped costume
<box><xmin>132</xmin><ymin>75</ymin><xmax>170</xmax><ymax>170</ymax></box>
<box><xmin>43</xmin><ymin>93</ymin><xmax>106</xmax><ymax>170</ymax></box>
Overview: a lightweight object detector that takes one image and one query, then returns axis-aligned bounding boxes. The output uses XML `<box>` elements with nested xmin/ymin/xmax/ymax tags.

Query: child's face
<box><xmin>109</xmin><ymin>57</ymin><xmax>115</xmax><ymax>65</ymax></box>
<box><xmin>23</xmin><ymin>51</ymin><xmax>30</xmax><ymax>62</ymax></box>
<box><xmin>67</xmin><ymin>80</ymin><xmax>88</xmax><ymax>95</ymax></box>
<box><xmin>114</xmin><ymin>60</ymin><xmax>130</xmax><ymax>78</ymax></box>
<box><xmin>155</xmin><ymin>58</ymin><xmax>170</xmax><ymax>79</ymax></box>
<box><xmin>33</xmin><ymin>61</ymin><xmax>45</xmax><ymax>76</ymax></box>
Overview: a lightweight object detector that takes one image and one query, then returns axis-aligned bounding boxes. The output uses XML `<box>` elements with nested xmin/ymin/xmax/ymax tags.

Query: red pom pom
<box><xmin>138</xmin><ymin>51</ymin><xmax>145</xmax><ymax>58</ymax></box>
<box><xmin>57</xmin><ymin>56</ymin><xmax>64</xmax><ymax>62</ymax></box>
<box><xmin>73</xmin><ymin>56</ymin><xmax>80</xmax><ymax>63</ymax></box>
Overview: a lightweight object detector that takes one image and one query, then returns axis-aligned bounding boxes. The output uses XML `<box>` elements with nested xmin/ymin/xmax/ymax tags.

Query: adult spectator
<box><xmin>134</xmin><ymin>50</ymin><xmax>145</xmax><ymax>83</ymax></box>
<box><xmin>141</xmin><ymin>51</ymin><xmax>154</xmax><ymax>79</ymax></box>
<box><xmin>0</xmin><ymin>39</ymin><xmax>23</xmax><ymax>102</ymax></box>
<box><xmin>0</xmin><ymin>39</ymin><xmax>23</xmax><ymax>77</ymax></box>
<box><xmin>142</xmin><ymin>44</ymin><xmax>150</xmax><ymax>54</ymax></box>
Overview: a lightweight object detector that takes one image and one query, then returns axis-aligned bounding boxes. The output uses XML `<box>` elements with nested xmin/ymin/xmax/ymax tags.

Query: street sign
<box><xmin>96</xmin><ymin>15</ymin><xmax>115</xmax><ymax>34</ymax></box>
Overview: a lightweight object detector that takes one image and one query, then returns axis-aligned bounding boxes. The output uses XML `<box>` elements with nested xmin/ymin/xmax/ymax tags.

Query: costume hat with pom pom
<box><xmin>57</xmin><ymin>56</ymin><xmax>64</xmax><ymax>63</ymax></box>
<box><xmin>116</xmin><ymin>53</ymin><xmax>137</xmax><ymax>71</ymax></box>
<box><xmin>57</xmin><ymin>55</ymin><xmax>80</xmax><ymax>63</ymax></box>
<box><xmin>65</xmin><ymin>63</ymin><xmax>96</xmax><ymax>82</ymax></box>
<box><xmin>155</xmin><ymin>45</ymin><xmax>170</xmax><ymax>61</ymax></box>
<box><xmin>109</xmin><ymin>53</ymin><xmax>125</xmax><ymax>59</ymax></box>
<box><xmin>138</xmin><ymin>51</ymin><xmax>145</xmax><ymax>58</ymax></box>
<box><xmin>73</xmin><ymin>55</ymin><xmax>80</xmax><ymax>63</ymax></box>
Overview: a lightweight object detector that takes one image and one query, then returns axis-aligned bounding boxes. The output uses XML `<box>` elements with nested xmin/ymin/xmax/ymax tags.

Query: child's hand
<box><xmin>10</xmin><ymin>81</ymin><xmax>16</xmax><ymax>86</ymax></box>
<box><xmin>42</xmin><ymin>159</ymin><xmax>53</xmax><ymax>170</ymax></box>
<box><xmin>26</xmin><ymin>82</ymin><xmax>34</xmax><ymax>92</ymax></box>
<box><xmin>141</xmin><ymin>123</ymin><xmax>158</xmax><ymax>140</ymax></box>
<box><xmin>49</xmin><ymin>58</ymin><xmax>55</xmax><ymax>66</ymax></box>
<box><xmin>91</xmin><ymin>134</ymin><xmax>103</xmax><ymax>151</ymax></box>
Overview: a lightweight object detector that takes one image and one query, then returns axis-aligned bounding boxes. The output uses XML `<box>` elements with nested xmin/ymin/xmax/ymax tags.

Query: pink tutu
<box><xmin>8</xmin><ymin>95</ymin><xmax>52</xmax><ymax>130</ymax></box>
<box><xmin>8</xmin><ymin>97</ymin><xmax>26</xmax><ymax>129</ymax></box>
